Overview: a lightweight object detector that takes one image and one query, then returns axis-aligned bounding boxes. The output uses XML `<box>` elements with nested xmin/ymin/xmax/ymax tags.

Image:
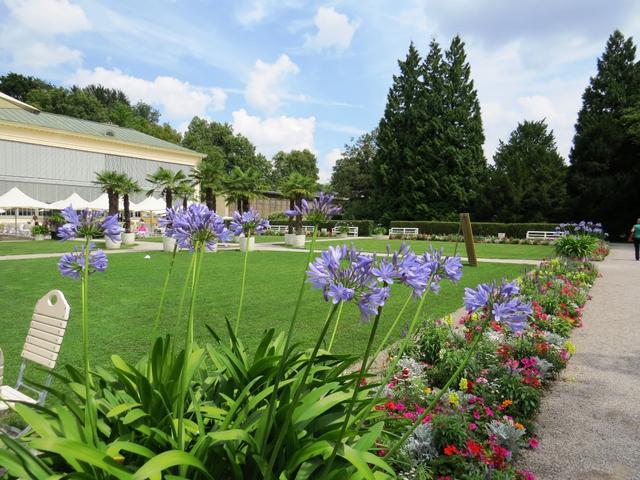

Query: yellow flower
<box><xmin>448</xmin><ymin>392</ymin><xmax>459</xmax><ymax>407</ymax></box>
<box><xmin>444</xmin><ymin>315</ymin><xmax>454</xmax><ymax>327</ymax></box>
<box><xmin>459</xmin><ymin>378</ymin><xmax>468</xmax><ymax>391</ymax></box>
<box><xmin>565</xmin><ymin>341</ymin><xmax>576</xmax><ymax>354</ymax></box>
<box><xmin>423</xmin><ymin>387</ymin><xmax>432</xmax><ymax>395</ymax></box>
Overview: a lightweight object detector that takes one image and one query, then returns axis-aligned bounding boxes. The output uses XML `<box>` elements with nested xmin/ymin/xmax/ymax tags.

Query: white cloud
<box><xmin>16</xmin><ymin>42</ymin><xmax>83</xmax><ymax>69</ymax></box>
<box><xmin>319</xmin><ymin>147</ymin><xmax>342</xmax><ymax>183</ymax></box>
<box><xmin>236</xmin><ymin>0</ymin><xmax>267</xmax><ymax>26</ymax></box>
<box><xmin>69</xmin><ymin>67</ymin><xmax>226</xmax><ymax>124</ymax></box>
<box><xmin>304</xmin><ymin>6</ymin><xmax>359</xmax><ymax>51</ymax></box>
<box><xmin>245</xmin><ymin>54</ymin><xmax>301</xmax><ymax>113</ymax></box>
<box><xmin>232</xmin><ymin>109</ymin><xmax>315</xmax><ymax>158</ymax></box>
<box><xmin>4</xmin><ymin>0</ymin><xmax>91</xmax><ymax>35</ymax></box>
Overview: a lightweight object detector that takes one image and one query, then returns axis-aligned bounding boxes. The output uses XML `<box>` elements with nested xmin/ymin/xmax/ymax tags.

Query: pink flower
<box><xmin>403</xmin><ymin>412</ymin><xmax>416</xmax><ymax>421</ymax></box>
<box><xmin>468</xmin><ymin>422</ymin><xmax>478</xmax><ymax>430</ymax></box>
<box><xmin>422</xmin><ymin>413</ymin><xmax>433</xmax><ymax>423</ymax></box>
<box><xmin>529</xmin><ymin>438</ymin><xmax>539</xmax><ymax>449</ymax></box>
<box><xmin>484</xmin><ymin>406</ymin><xmax>494</xmax><ymax>417</ymax></box>
<box><xmin>473</xmin><ymin>410</ymin><xmax>481</xmax><ymax>420</ymax></box>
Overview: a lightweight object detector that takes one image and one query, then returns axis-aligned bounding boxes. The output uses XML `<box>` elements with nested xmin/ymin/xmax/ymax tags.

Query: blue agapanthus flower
<box><xmin>57</xmin><ymin>206</ymin><xmax>122</xmax><ymax>242</ymax></box>
<box><xmin>58</xmin><ymin>243</ymin><xmax>108</xmax><ymax>280</ymax></box>
<box><xmin>285</xmin><ymin>192</ymin><xmax>342</xmax><ymax>221</ymax></box>
<box><xmin>463</xmin><ymin>280</ymin><xmax>532</xmax><ymax>333</ymax></box>
<box><xmin>230</xmin><ymin>208</ymin><xmax>270</xmax><ymax>236</ymax></box>
<box><xmin>163</xmin><ymin>204</ymin><xmax>231</xmax><ymax>251</ymax></box>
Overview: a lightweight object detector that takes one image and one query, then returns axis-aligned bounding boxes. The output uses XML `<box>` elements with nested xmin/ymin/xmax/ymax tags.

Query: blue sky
<box><xmin>1</xmin><ymin>0</ymin><xmax>639</xmax><ymax>182</ymax></box>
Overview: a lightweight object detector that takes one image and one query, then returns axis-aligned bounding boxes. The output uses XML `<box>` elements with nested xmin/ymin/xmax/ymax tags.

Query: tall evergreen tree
<box><xmin>568</xmin><ymin>30</ymin><xmax>640</xmax><ymax>236</ymax></box>
<box><xmin>487</xmin><ymin>120</ymin><xmax>568</xmax><ymax>222</ymax></box>
<box><xmin>439</xmin><ymin>35</ymin><xmax>486</xmax><ymax>218</ymax></box>
<box><xmin>272</xmin><ymin>149</ymin><xmax>319</xmax><ymax>185</ymax></box>
<box><xmin>373</xmin><ymin>42</ymin><xmax>424</xmax><ymax>223</ymax></box>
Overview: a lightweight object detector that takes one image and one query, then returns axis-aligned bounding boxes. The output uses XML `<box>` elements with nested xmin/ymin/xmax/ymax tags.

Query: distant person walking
<box><xmin>631</xmin><ymin>218</ymin><xmax>640</xmax><ymax>261</ymax></box>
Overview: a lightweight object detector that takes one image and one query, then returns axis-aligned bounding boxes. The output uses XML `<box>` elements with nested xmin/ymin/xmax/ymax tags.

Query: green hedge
<box><xmin>269</xmin><ymin>220</ymin><xmax>375</xmax><ymax>236</ymax></box>
<box><xmin>389</xmin><ymin>221</ymin><xmax>558</xmax><ymax>238</ymax></box>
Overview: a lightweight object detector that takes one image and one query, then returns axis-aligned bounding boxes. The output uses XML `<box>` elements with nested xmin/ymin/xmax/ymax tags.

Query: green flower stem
<box><xmin>354</xmin><ymin>275</ymin><xmax>436</xmax><ymax>428</ymax></box>
<box><xmin>172</xmin><ymin>249</ymin><xmax>198</xmax><ymax>348</ymax></box>
<box><xmin>383</xmin><ymin>315</ymin><xmax>490</xmax><ymax>461</ymax></box>
<box><xmin>322</xmin><ymin>308</ymin><xmax>383</xmax><ymax>476</ymax></box>
<box><xmin>81</xmin><ymin>237</ymin><xmax>96</xmax><ymax>446</ymax></box>
<box><xmin>234</xmin><ymin>235</ymin><xmax>251</xmax><ymax>335</ymax></box>
<box><xmin>177</xmin><ymin>242</ymin><xmax>205</xmax><ymax>452</ymax></box>
<box><xmin>327</xmin><ymin>301</ymin><xmax>344</xmax><ymax>351</ymax></box>
<box><xmin>368</xmin><ymin>291</ymin><xmax>413</xmax><ymax>370</ymax></box>
<box><xmin>257</xmin><ymin>229</ymin><xmax>318</xmax><ymax>459</ymax></box>
<box><xmin>267</xmin><ymin>302</ymin><xmax>340</xmax><ymax>474</ymax></box>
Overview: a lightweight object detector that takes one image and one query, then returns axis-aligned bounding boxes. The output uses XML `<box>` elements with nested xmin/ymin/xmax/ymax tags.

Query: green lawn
<box><xmin>0</xmin><ymin>239</ymin><xmax>137</xmax><ymax>256</ymax></box>
<box><xmin>0</xmin><ymin>250</ymin><xmax>527</xmax><ymax>386</ymax></box>
<box><xmin>308</xmin><ymin>238</ymin><xmax>554</xmax><ymax>260</ymax></box>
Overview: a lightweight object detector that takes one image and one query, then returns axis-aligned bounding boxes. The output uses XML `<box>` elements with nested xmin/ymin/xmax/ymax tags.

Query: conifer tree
<box><xmin>373</xmin><ymin>42</ymin><xmax>424</xmax><ymax>222</ymax></box>
<box><xmin>487</xmin><ymin>120</ymin><xmax>568</xmax><ymax>222</ymax></box>
<box><xmin>568</xmin><ymin>30</ymin><xmax>640</xmax><ymax>236</ymax></box>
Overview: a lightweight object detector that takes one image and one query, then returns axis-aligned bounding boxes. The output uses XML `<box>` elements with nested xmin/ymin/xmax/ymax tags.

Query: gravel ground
<box><xmin>518</xmin><ymin>244</ymin><xmax>640</xmax><ymax>479</ymax></box>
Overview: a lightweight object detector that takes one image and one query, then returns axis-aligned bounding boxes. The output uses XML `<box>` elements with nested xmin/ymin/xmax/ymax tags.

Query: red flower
<box><xmin>466</xmin><ymin>439</ymin><xmax>484</xmax><ymax>457</ymax></box>
<box><xmin>443</xmin><ymin>444</ymin><xmax>460</xmax><ymax>456</ymax></box>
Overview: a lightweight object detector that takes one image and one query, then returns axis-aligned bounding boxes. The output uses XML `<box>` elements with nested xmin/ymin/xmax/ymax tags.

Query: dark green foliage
<box><xmin>389</xmin><ymin>220</ymin><xmax>557</xmax><ymax>238</ymax></box>
<box><xmin>430</xmin><ymin>414</ymin><xmax>469</xmax><ymax>451</ymax></box>
<box><xmin>331</xmin><ymin>130</ymin><xmax>377</xmax><ymax>219</ymax></box>
<box><xmin>373</xmin><ymin>37</ymin><xmax>486</xmax><ymax>223</ymax></box>
<box><xmin>272</xmin><ymin>149</ymin><xmax>319</xmax><ymax>185</ymax></box>
<box><xmin>0</xmin><ymin>72</ymin><xmax>52</xmax><ymax>101</ymax></box>
<box><xmin>497</xmin><ymin>375</ymin><xmax>540</xmax><ymax>419</ymax></box>
<box><xmin>484</xmin><ymin>120</ymin><xmax>568</xmax><ymax>222</ymax></box>
<box><xmin>567</xmin><ymin>30</ymin><xmax>640</xmax><ymax>237</ymax></box>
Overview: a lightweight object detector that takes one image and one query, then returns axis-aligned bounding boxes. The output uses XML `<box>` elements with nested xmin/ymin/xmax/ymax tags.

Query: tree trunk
<box><xmin>296</xmin><ymin>197</ymin><xmax>303</xmax><ymax>233</ymax></box>
<box><xmin>205</xmin><ymin>187</ymin><xmax>215</xmax><ymax>211</ymax></box>
<box><xmin>124</xmin><ymin>194</ymin><xmax>131</xmax><ymax>233</ymax></box>
<box><xmin>237</xmin><ymin>199</ymin><xmax>242</xmax><ymax>212</ymax></box>
<box><xmin>166</xmin><ymin>190</ymin><xmax>173</xmax><ymax>209</ymax></box>
<box><xmin>108</xmin><ymin>189</ymin><xmax>118</xmax><ymax>216</ymax></box>
<box><xmin>288</xmin><ymin>198</ymin><xmax>295</xmax><ymax>234</ymax></box>
<box><xmin>182</xmin><ymin>196</ymin><xmax>188</xmax><ymax>209</ymax></box>
<box><xmin>245</xmin><ymin>198</ymin><xmax>250</xmax><ymax>211</ymax></box>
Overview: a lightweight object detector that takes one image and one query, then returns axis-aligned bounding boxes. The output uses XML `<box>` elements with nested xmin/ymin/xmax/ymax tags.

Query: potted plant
<box><xmin>119</xmin><ymin>175</ymin><xmax>141</xmax><ymax>246</ymax></box>
<box><xmin>279</xmin><ymin>173</ymin><xmax>315</xmax><ymax>246</ymax></box>
<box><xmin>31</xmin><ymin>224</ymin><xmax>49</xmax><ymax>241</ymax></box>
<box><xmin>372</xmin><ymin>225</ymin><xmax>387</xmax><ymax>240</ymax></box>
<box><xmin>48</xmin><ymin>213</ymin><xmax>65</xmax><ymax>240</ymax></box>
<box><xmin>336</xmin><ymin>224</ymin><xmax>350</xmax><ymax>238</ymax></box>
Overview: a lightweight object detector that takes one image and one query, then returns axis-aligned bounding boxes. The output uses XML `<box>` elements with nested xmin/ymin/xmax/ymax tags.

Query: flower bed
<box><xmin>380</xmin><ymin>258</ymin><xmax>598</xmax><ymax>479</ymax></box>
<box><xmin>388</xmin><ymin>233</ymin><xmax>554</xmax><ymax>246</ymax></box>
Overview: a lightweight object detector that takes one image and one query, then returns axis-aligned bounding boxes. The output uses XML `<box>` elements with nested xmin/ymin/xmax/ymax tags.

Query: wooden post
<box><xmin>460</xmin><ymin>213</ymin><xmax>478</xmax><ymax>267</ymax></box>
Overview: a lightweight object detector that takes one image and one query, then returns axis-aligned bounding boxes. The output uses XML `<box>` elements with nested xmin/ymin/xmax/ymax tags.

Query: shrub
<box><xmin>554</xmin><ymin>234</ymin><xmax>598</xmax><ymax>259</ymax></box>
<box><xmin>31</xmin><ymin>224</ymin><xmax>49</xmax><ymax>235</ymax></box>
<box><xmin>389</xmin><ymin>221</ymin><xmax>558</xmax><ymax>238</ymax></box>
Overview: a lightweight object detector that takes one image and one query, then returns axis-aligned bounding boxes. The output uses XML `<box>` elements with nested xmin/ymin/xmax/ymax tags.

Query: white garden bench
<box><xmin>332</xmin><ymin>226</ymin><xmax>359</xmax><ymax>237</ymax></box>
<box><xmin>525</xmin><ymin>231</ymin><xmax>563</xmax><ymax>240</ymax></box>
<box><xmin>0</xmin><ymin>290</ymin><xmax>70</xmax><ymax>436</ymax></box>
<box><xmin>269</xmin><ymin>225</ymin><xmax>289</xmax><ymax>233</ymax></box>
<box><xmin>389</xmin><ymin>227</ymin><xmax>419</xmax><ymax>236</ymax></box>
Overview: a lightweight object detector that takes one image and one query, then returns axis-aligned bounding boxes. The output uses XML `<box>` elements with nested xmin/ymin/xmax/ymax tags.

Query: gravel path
<box><xmin>519</xmin><ymin>243</ymin><xmax>640</xmax><ymax>479</ymax></box>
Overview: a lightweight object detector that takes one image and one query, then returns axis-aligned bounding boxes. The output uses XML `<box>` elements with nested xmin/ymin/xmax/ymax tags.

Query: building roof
<box><xmin>0</xmin><ymin>92</ymin><xmax>201</xmax><ymax>157</ymax></box>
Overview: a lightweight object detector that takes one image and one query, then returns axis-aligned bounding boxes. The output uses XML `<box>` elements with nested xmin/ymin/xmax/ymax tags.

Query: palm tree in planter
<box><xmin>191</xmin><ymin>152</ymin><xmax>224</xmax><ymax>211</ymax></box>
<box><xmin>145</xmin><ymin>167</ymin><xmax>188</xmax><ymax>209</ymax></box>
<box><xmin>95</xmin><ymin>170</ymin><xmax>126</xmax><ymax>216</ymax></box>
<box><xmin>222</xmin><ymin>166</ymin><xmax>262</xmax><ymax>212</ymax></box>
<box><xmin>280</xmin><ymin>172</ymin><xmax>316</xmax><ymax>246</ymax></box>
<box><xmin>118</xmin><ymin>175</ymin><xmax>141</xmax><ymax>245</ymax></box>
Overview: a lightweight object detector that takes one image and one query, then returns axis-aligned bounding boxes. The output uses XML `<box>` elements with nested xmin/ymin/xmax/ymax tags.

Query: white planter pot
<box><xmin>34</xmin><ymin>234</ymin><xmax>45</xmax><ymax>241</ymax></box>
<box><xmin>121</xmin><ymin>232</ymin><xmax>136</xmax><ymax>245</ymax></box>
<box><xmin>105</xmin><ymin>237</ymin><xmax>121</xmax><ymax>250</ymax></box>
<box><xmin>291</xmin><ymin>234</ymin><xmax>306</xmax><ymax>248</ymax></box>
<box><xmin>374</xmin><ymin>234</ymin><xmax>388</xmax><ymax>240</ymax></box>
<box><xmin>284</xmin><ymin>233</ymin><xmax>294</xmax><ymax>245</ymax></box>
<box><xmin>321</xmin><ymin>228</ymin><xmax>328</xmax><ymax>234</ymax></box>
<box><xmin>337</xmin><ymin>233</ymin><xmax>348</xmax><ymax>239</ymax></box>
<box><xmin>239</xmin><ymin>236</ymin><xmax>255</xmax><ymax>252</ymax></box>
<box><xmin>162</xmin><ymin>236</ymin><xmax>176</xmax><ymax>252</ymax></box>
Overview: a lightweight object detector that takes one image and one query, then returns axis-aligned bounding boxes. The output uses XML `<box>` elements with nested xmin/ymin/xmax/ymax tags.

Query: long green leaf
<box><xmin>132</xmin><ymin>450</ymin><xmax>212</xmax><ymax>480</ymax></box>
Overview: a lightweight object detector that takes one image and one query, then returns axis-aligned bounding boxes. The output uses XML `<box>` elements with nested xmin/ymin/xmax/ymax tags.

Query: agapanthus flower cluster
<box><xmin>555</xmin><ymin>221</ymin><xmax>604</xmax><ymax>237</ymax></box>
<box><xmin>285</xmin><ymin>192</ymin><xmax>342</xmax><ymax>223</ymax></box>
<box><xmin>230</xmin><ymin>208</ymin><xmax>270</xmax><ymax>236</ymax></box>
<box><xmin>307</xmin><ymin>244</ymin><xmax>463</xmax><ymax>320</ymax></box>
<box><xmin>57</xmin><ymin>205</ymin><xmax>122</xmax><ymax>242</ymax></box>
<box><xmin>58</xmin><ymin>243</ymin><xmax>108</xmax><ymax>280</ymax></box>
<box><xmin>161</xmin><ymin>204</ymin><xmax>231</xmax><ymax>251</ymax></box>
<box><xmin>463</xmin><ymin>280</ymin><xmax>532</xmax><ymax>333</ymax></box>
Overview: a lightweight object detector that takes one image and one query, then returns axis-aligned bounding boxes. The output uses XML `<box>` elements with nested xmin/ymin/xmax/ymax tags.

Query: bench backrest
<box><xmin>389</xmin><ymin>227</ymin><xmax>419</xmax><ymax>235</ymax></box>
<box><xmin>525</xmin><ymin>230</ymin><xmax>563</xmax><ymax>240</ymax></box>
<box><xmin>21</xmin><ymin>290</ymin><xmax>70</xmax><ymax>369</ymax></box>
<box><xmin>332</xmin><ymin>226</ymin><xmax>359</xmax><ymax>237</ymax></box>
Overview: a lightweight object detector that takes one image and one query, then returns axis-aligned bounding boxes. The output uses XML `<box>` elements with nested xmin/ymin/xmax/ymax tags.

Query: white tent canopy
<box><xmin>48</xmin><ymin>193</ymin><xmax>91</xmax><ymax>210</ymax></box>
<box><xmin>134</xmin><ymin>196</ymin><xmax>166</xmax><ymax>212</ymax></box>
<box><xmin>86</xmin><ymin>193</ymin><xmax>132</xmax><ymax>211</ymax></box>
<box><xmin>0</xmin><ymin>187</ymin><xmax>49</xmax><ymax>209</ymax></box>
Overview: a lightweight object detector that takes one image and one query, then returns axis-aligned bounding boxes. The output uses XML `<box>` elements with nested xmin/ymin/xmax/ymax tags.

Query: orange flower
<box><xmin>501</xmin><ymin>399</ymin><xmax>513</xmax><ymax>408</ymax></box>
<box><xmin>515</xmin><ymin>422</ymin><xmax>525</xmax><ymax>430</ymax></box>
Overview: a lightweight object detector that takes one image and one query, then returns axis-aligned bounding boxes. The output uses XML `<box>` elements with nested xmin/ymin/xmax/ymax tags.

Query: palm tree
<box><xmin>145</xmin><ymin>167</ymin><xmax>188</xmax><ymax>209</ymax></box>
<box><xmin>94</xmin><ymin>170</ymin><xmax>126</xmax><ymax>216</ymax></box>
<box><xmin>175</xmin><ymin>180</ymin><xmax>195</xmax><ymax>209</ymax></box>
<box><xmin>222</xmin><ymin>166</ymin><xmax>263</xmax><ymax>212</ymax></box>
<box><xmin>117</xmin><ymin>175</ymin><xmax>141</xmax><ymax>233</ymax></box>
<box><xmin>279</xmin><ymin>173</ymin><xmax>316</xmax><ymax>234</ymax></box>
<box><xmin>191</xmin><ymin>154</ymin><xmax>224</xmax><ymax>211</ymax></box>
